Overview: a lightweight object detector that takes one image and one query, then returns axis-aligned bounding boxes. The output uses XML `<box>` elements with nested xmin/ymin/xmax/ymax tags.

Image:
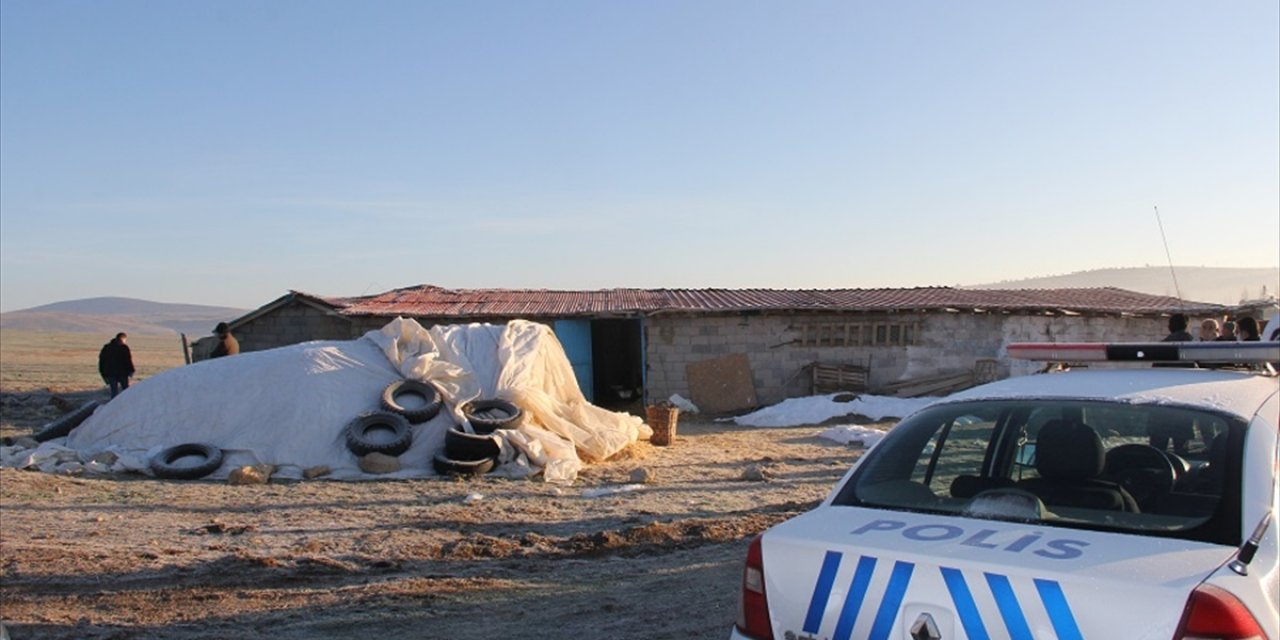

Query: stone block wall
<box><xmin>645</xmin><ymin>312</ymin><xmax>946</xmax><ymax>407</ymax></box>
<box><xmin>643</xmin><ymin>311</ymin><xmax>1175</xmax><ymax>408</ymax></box>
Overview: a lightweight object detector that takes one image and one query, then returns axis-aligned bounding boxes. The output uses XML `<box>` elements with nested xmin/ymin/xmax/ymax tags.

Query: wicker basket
<box><xmin>645</xmin><ymin>405</ymin><xmax>680</xmax><ymax>446</ymax></box>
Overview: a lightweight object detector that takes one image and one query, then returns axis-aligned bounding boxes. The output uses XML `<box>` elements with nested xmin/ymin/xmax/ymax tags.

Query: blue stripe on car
<box><xmin>868</xmin><ymin>561</ymin><xmax>915</xmax><ymax>640</ymax></box>
<box><xmin>833</xmin><ymin>555</ymin><xmax>878</xmax><ymax>640</ymax></box>
<box><xmin>986</xmin><ymin>572</ymin><xmax>1034</xmax><ymax>640</ymax></box>
<box><xmin>1035</xmin><ymin>578</ymin><xmax>1084</xmax><ymax>640</ymax></box>
<box><xmin>941</xmin><ymin>567</ymin><xmax>990</xmax><ymax>640</ymax></box>
<box><xmin>803</xmin><ymin>551</ymin><xmax>843</xmax><ymax>633</ymax></box>
<box><xmin>805</xmin><ymin>553</ymin><xmax>1081</xmax><ymax>640</ymax></box>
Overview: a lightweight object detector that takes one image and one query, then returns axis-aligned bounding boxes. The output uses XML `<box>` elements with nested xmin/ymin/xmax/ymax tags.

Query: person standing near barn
<box><xmin>210</xmin><ymin>322</ymin><xmax>240</xmax><ymax>358</ymax></box>
<box><xmin>1215</xmin><ymin>320</ymin><xmax>1238</xmax><ymax>341</ymax></box>
<box><xmin>1197</xmin><ymin>318</ymin><xmax>1220</xmax><ymax>341</ymax></box>
<box><xmin>1236</xmin><ymin>316</ymin><xmax>1261</xmax><ymax>341</ymax></box>
<box><xmin>1150</xmin><ymin>314</ymin><xmax>1195</xmax><ymax>453</ymax></box>
<box><xmin>97</xmin><ymin>332</ymin><xmax>135</xmax><ymax>398</ymax></box>
<box><xmin>1162</xmin><ymin>313</ymin><xmax>1194</xmax><ymax>342</ymax></box>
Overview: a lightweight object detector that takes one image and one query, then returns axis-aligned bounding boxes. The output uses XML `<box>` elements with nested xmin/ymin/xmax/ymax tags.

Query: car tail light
<box><xmin>1173</xmin><ymin>584</ymin><xmax>1266</xmax><ymax>640</ymax></box>
<box><xmin>736</xmin><ymin>534</ymin><xmax>774</xmax><ymax>640</ymax></box>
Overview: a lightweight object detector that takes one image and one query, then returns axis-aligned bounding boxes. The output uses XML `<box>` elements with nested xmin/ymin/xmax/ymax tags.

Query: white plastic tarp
<box><xmin>59</xmin><ymin>318</ymin><xmax>649</xmax><ymax>483</ymax></box>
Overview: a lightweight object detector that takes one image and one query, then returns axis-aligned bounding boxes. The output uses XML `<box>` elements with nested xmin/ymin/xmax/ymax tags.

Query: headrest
<box><xmin>1035</xmin><ymin>419</ymin><xmax>1105</xmax><ymax>480</ymax></box>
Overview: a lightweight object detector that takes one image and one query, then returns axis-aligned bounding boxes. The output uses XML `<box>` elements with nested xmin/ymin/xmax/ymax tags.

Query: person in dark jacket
<box><xmin>1214</xmin><ymin>320</ymin><xmax>1237</xmax><ymax>341</ymax></box>
<box><xmin>1162</xmin><ymin>313</ymin><xmax>1194</xmax><ymax>342</ymax></box>
<box><xmin>1236</xmin><ymin>316</ymin><xmax>1261</xmax><ymax>341</ymax></box>
<box><xmin>98</xmin><ymin>332</ymin><xmax>135</xmax><ymax>398</ymax></box>
<box><xmin>1151</xmin><ymin>313</ymin><xmax>1194</xmax><ymax>452</ymax></box>
<box><xmin>211</xmin><ymin>322</ymin><xmax>240</xmax><ymax>358</ymax></box>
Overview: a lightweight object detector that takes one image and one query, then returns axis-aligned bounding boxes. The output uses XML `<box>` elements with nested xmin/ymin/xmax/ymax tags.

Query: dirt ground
<box><xmin>0</xmin><ymin>386</ymin><xmax>884</xmax><ymax>640</ymax></box>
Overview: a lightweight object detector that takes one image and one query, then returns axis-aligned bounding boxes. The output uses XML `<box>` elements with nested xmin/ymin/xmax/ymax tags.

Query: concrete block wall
<box><xmin>644</xmin><ymin>312</ymin><xmax>1175</xmax><ymax>408</ymax></box>
<box><xmin>645</xmin><ymin>313</ymin><xmax>940</xmax><ymax>407</ymax></box>
<box><xmin>237</xmin><ymin>302</ymin><xmax>357</xmax><ymax>353</ymax></box>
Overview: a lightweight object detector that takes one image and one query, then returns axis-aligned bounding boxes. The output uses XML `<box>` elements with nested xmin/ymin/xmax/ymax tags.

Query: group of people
<box><xmin>1205</xmin><ymin>316</ymin><xmax>1262</xmax><ymax>341</ymax></box>
<box><xmin>1151</xmin><ymin>311</ymin><xmax>1274</xmax><ymax>455</ymax></box>
<box><xmin>97</xmin><ymin>323</ymin><xmax>239</xmax><ymax>399</ymax></box>
<box><xmin>1165</xmin><ymin>313</ymin><xmax>1265</xmax><ymax>343</ymax></box>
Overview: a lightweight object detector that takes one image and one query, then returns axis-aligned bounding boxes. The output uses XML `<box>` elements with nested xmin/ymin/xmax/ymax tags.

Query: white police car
<box><xmin>733</xmin><ymin>342</ymin><xmax>1279</xmax><ymax>640</ymax></box>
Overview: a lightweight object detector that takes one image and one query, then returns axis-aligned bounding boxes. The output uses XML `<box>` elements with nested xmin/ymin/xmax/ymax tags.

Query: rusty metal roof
<box><xmin>336</xmin><ymin>284</ymin><xmax>1223</xmax><ymax>318</ymax></box>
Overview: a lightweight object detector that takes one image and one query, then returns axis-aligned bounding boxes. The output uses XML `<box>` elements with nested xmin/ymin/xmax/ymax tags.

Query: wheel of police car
<box><xmin>1104</xmin><ymin>443</ymin><xmax>1178</xmax><ymax>510</ymax></box>
<box><xmin>151</xmin><ymin>443</ymin><xmax>224</xmax><ymax>480</ymax></box>
<box><xmin>380</xmin><ymin>379</ymin><xmax>442</xmax><ymax>424</ymax></box>
<box><xmin>344</xmin><ymin>411</ymin><xmax>413</xmax><ymax>457</ymax></box>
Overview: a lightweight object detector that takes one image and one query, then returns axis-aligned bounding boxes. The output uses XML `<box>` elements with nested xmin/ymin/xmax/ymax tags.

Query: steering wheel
<box><xmin>1104</xmin><ymin>444</ymin><xmax>1178</xmax><ymax>510</ymax></box>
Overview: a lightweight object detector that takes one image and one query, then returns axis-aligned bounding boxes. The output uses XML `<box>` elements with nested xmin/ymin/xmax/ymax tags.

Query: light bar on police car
<box><xmin>1007</xmin><ymin>342</ymin><xmax>1280</xmax><ymax>363</ymax></box>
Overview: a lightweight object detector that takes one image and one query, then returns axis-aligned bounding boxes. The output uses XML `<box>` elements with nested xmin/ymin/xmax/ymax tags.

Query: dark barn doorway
<box><xmin>590</xmin><ymin>318</ymin><xmax>644</xmax><ymax>411</ymax></box>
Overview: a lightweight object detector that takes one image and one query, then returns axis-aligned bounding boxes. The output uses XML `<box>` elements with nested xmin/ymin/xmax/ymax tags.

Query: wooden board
<box><xmin>686</xmin><ymin>353</ymin><xmax>758</xmax><ymax>414</ymax></box>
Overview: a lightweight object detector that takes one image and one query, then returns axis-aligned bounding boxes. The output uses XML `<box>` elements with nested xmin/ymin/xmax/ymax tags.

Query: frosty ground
<box><xmin>0</xmin><ymin>391</ymin><xmax>923</xmax><ymax>640</ymax></box>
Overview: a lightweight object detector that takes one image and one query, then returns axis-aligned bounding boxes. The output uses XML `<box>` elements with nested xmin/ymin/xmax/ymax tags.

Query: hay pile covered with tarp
<box><xmin>2</xmin><ymin>318</ymin><xmax>651</xmax><ymax>483</ymax></box>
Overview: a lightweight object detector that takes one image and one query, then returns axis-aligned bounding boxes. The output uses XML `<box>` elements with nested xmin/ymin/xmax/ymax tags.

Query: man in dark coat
<box><xmin>211</xmin><ymin>322</ymin><xmax>240</xmax><ymax>358</ymax></box>
<box><xmin>98</xmin><ymin>332</ymin><xmax>135</xmax><ymax>398</ymax></box>
<box><xmin>1150</xmin><ymin>313</ymin><xmax>1195</xmax><ymax>452</ymax></box>
<box><xmin>1162</xmin><ymin>313</ymin><xmax>1194</xmax><ymax>342</ymax></box>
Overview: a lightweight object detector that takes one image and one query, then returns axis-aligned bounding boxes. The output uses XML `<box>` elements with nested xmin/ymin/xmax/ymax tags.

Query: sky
<box><xmin>2</xmin><ymin>1</ymin><xmax>1277</xmax><ymax>313</ymax></box>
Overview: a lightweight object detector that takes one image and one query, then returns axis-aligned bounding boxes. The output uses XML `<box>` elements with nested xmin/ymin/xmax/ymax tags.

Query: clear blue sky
<box><xmin>2</xmin><ymin>1</ymin><xmax>1277</xmax><ymax>312</ymax></box>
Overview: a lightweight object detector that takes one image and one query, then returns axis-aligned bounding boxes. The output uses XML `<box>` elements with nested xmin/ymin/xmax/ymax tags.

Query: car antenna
<box><xmin>1153</xmin><ymin>205</ymin><xmax>1185</xmax><ymax>304</ymax></box>
<box><xmin>1228</xmin><ymin>509</ymin><xmax>1272</xmax><ymax>576</ymax></box>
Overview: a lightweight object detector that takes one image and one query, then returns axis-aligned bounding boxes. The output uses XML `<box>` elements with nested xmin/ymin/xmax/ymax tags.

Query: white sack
<box><xmin>66</xmin><ymin>337</ymin><xmax>427</xmax><ymax>479</ymax></box>
<box><xmin>61</xmin><ymin>318</ymin><xmax>647</xmax><ymax>482</ymax></box>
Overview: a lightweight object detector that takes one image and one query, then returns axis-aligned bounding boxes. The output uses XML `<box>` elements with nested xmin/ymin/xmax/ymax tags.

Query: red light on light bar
<box><xmin>1007</xmin><ymin>343</ymin><xmax>1108</xmax><ymax>361</ymax></box>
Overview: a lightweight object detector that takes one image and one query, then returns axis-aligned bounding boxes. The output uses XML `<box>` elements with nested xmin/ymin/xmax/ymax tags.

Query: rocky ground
<box><xmin>0</xmin><ymin>390</ymin><xmax>883</xmax><ymax>640</ymax></box>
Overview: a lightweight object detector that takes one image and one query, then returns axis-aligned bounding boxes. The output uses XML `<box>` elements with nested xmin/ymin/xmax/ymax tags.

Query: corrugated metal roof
<box><xmin>336</xmin><ymin>284</ymin><xmax>1223</xmax><ymax>318</ymax></box>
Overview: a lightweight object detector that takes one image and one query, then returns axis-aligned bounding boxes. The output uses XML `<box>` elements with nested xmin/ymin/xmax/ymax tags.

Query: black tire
<box><xmin>445</xmin><ymin>423</ymin><xmax>501</xmax><ymax>462</ymax></box>
<box><xmin>462</xmin><ymin>399</ymin><xmax>522</xmax><ymax>433</ymax></box>
<box><xmin>432</xmin><ymin>452</ymin><xmax>496</xmax><ymax>477</ymax></box>
<box><xmin>33</xmin><ymin>400</ymin><xmax>100</xmax><ymax>443</ymax></box>
<box><xmin>380</xmin><ymin>380</ymin><xmax>442</xmax><ymax>424</ymax></box>
<box><xmin>345</xmin><ymin>411</ymin><xmax>413</xmax><ymax>457</ymax></box>
<box><xmin>151</xmin><ymin>443</ymin><xmax>224</xmax><ymax>480</ymax></box>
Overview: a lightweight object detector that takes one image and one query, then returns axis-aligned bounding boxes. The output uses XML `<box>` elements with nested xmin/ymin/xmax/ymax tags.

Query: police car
<box><xmin>733</xmin><ymin>342</ymin><xmax>1279</xmax><ymax>640</ymax></box>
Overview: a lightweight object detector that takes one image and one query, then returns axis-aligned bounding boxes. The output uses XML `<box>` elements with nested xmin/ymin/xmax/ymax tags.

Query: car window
<box><xmin>835</xmin><ymin>400</ymin><xmax>1241</xmax><ymax>545</ymax></box>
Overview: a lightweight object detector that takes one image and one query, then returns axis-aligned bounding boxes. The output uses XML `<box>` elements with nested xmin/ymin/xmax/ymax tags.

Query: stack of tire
<box><xmin>345</xmin><ymin>380</ymin><xmax>443</xmax><ymax>461</ymax></box>
<box><xmin>434</xmin><ymin>399</ymin><xmax>523</xmax><ymax>477</ymax></box>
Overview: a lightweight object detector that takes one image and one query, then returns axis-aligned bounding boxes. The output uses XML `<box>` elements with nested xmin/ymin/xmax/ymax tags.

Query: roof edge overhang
<box><xmin>230</xmin><ymin>291</ymin><xmax>352</xmax><ymax>329</ymax></box>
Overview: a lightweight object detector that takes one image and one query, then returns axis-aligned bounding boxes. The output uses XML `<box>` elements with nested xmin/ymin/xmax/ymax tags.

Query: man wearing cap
<box><xmin>210</xmin><ymin>322</ymin><xmax>240</xmax><ymax>358</ymax></box>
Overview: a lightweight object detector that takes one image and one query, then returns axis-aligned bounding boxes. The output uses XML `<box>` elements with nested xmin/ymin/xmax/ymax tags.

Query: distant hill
<box><xmin>967</xmin><ymin>266</ymin><xmax>1279</xmax><ymax>306</ymax></box>
<box><xmin>0</xmin><ymin>297</ymin><xmax>248</xmax><ymax>336</ymax></box>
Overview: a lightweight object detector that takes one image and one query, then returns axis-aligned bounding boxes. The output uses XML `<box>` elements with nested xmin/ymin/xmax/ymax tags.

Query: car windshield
<box><xmin>833</xmin><ymin>399</ymin><xmax>1243</xmax><ymax>545</ymax></box>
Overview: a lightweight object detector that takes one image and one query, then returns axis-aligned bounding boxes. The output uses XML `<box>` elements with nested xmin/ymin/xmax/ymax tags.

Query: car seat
<box><xmin>1017</xmin><ymin>419</ymin><xmax>1140</xmax><ymax>512</ymax></box>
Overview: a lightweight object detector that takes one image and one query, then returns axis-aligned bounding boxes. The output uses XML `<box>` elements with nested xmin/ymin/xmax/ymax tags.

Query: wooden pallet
<box><xmin>811</xmin><ymin>363</ymin><xmax>869</xmax><ymax>395</ymax></box>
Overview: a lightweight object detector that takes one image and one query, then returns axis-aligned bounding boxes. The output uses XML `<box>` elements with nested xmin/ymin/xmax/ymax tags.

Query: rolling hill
<box><xmin>967</xmin><ymin>266</ymin><xmax>1278</xmax><ymax>306</ymax></box>
<box><xmin>0</xmin><ymin>297</ymin><xmax>248</xmax><ymax>336</ymax></box>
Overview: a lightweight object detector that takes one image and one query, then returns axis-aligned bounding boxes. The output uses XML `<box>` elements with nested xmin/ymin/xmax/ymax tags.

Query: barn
<box><xmin>193</xmin><ymin>285</ymin><xmax>1241</xmax><ymax>412</ymax></box>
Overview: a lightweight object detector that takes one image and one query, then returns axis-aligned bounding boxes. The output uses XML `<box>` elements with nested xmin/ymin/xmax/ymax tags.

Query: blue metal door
<box><xmin>553</xmin><ymin>319</ymin><xmax>594</xmax><ymax>401</ymax></box>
